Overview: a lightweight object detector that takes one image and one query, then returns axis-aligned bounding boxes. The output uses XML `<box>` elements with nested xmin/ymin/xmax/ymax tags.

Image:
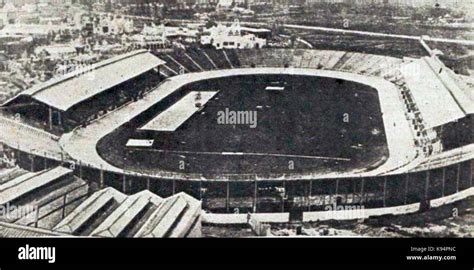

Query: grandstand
<box><xmin>400</xmin><ymin>56</ymin><xmax>474</xmax><ymax>153</ymax></box>
<box><xmin>0</xmin><ymin>166</ymin><xmax>89</xmax><ymax>228</ymax></box>
<box><xmin>152</xmin><ymin>48</ymin><xmax>403</xmax><ymax>77</ymax></box>
<box><xmin>0</xmin><ymin>221</ymin><xmax>68</xmax><ymax>237</ymax></box>
<box><xmin>53</xmin><ymin>188</ymin><xmax>201</xmax><ymax>238</ymax></box>
<box><xmin>0</xmin><ymin>165</ymin><xmax>202</xmax><ymax>237</ymax></box>
<box><xmin>186</xmin><ymin>49</ymin><xmax>217</xmax><ymax>70</ymax></box>
<box><xmin>0</xmin><ymin>166</ymin><xmax>29</xmax><ymax>185</ymax></box>
<box><xmin>2</xmin><ymin>50</ymin><xmax>166</xmax><ymax>132</ymax></box>
<box><xmin>0</xmin><ymin>115</ymin><xmax>63</xmax><ymax>163</ymax></box>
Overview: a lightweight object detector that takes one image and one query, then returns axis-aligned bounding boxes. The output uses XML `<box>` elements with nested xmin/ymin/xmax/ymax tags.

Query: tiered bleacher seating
<box><xmin>368</xmin><ymin>55</ymin><xmax>387</xmax><ymax>72</ymax></box>
<box><xmin>332</xmin><ymin>52</ymin><xmax>353</xmax><ymax>70</ymax></box>
<box><xmin>0</xmin><ymin>220</ymin><xmax>69</xmax><ymax>237</ymax></box>
<box><xmin>221</xmin><ymin>50</ymin><xmax>234</xmax><ymax>68</ymax></box>
<box><xmin>298</xmin><ymin>53</ymin><xmax>312</xmax><ymax>68</ymax></box>
<box><xmin>0</xmin><ymin>166</ymin><xmax>89</xmax><ymax>228</ymax></box>
<box><xmin>187</xmin><ymin>49</ymin><xmax>216</xmax><ymax>70</ymax></box>
<box><xmin>153</xmin><ymin>48</ymin><xmax>406</xmax><ymax>81</ymax></box>
<box><xmin>339</xmin><ymin>53</ymin><xmax>368</xmax><ymax>72</ymax></box>
<box><xmin>0</xmin><ymin>166</ymin><xmax>29</xmax><ymax>185</ymax></box>
<box><xmin>391</xmin><ymin>65</ymin><xmax>443</xmax><ymax>157</ymax></box>
<box><xmin>234</xmin><ymin>49</ymin><xmax>265</xmax><ymax>67</ymax></box>
<box><xmin>183</xmin><ymin>52</ymin><xmax>205</xmax><ymax>71</ymax></box>
<box><xmin>317</xmin><ymin>50</ymin><xmax>334</xmax><ymax>68</ymax></box>
<box><xmin>135</xmin><ymin>192</ymin><xmax>201</xmax><ymax>238</ymax></box>
<box><xmin>161</xmin><ymin>64</ymin><xmax>179</xmax><ymax>76</ymax></box>
<box><xmin>155</xmin><ymin>53</ymin><xmax>182</xmax><ymax>74</ymax></box>
<box><xmin>0</xmin><ymin>166</ymin><xmax>201</xmax><ymax>237</ymax></box>
<box><xmin>203</xmin><ymin>49</ymin><xmax>232</xmax><ymax>69</ymax></box>
<box><xmin>324</xmin><ymin>51</ymin><xmax>346</xmax><ymax>70</ymax></box>
<box><xmin>303</xmin><ymin>50</ymin><xmax>321</xmax><ymax>69</ymax></box>
<box><xmin>53</xmin><ymin>187</ymin><xmax>126</xmax><ymax>235</ymax></box>
<box><xmin>169</xmin><ymin>52</ymin><xmax>202</xmax><ymax>72</ymax></box>
<box><xmin>260</xmin><ymin>49</ymin><xmax>293</xmax><ymax>67</ymax></box>
<box><xmin>90</xmin><ymin>190</ymin><xmax>162</xmax><ymax>237</ymax></box>
<box><xmin>0</xmin><ymin>115</ymin><xmax>60</xmax><ymax>142</ymax></box>
<box><xmin>52</xmin><ymin>187</ymin><xmax>201</xmax><ymax>238</ymax></box>
<box><xmin>165</xmin><ymin>53</ymin><xmax>191</xmax><ymax>73</ymax></box>
<box><xmin>223</xmin><ymin>49</ymin><xmax>241</xmax><ymax>68</ymax></box>
<box><xmin>200</xmin><ymin>49</ymin><xmax>219</xmax><ymax>69</ymax></box>
<box><xmin>14</xmin><ymin>177</ymin><xmax>89</xmax><ymax>228</ymax></box>
<box><xmin>161</xmin><ymin>48</ymin><xmax>368</xmax><ymax>74</ymax></box>
<box><xmin>355</xmin><ymin>55</ymin><xmax>380</xmax><ymax>74</ymax></box>
<box><xmin>292</xmin><ymin>49</ymin><xmax>305</xmax><ymax>68</ymax></box>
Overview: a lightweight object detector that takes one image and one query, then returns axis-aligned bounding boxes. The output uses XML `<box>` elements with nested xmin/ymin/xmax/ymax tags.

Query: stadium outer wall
<box><xmin>2</xmin><ymin>142</ymin><xmax>473</xmax><ymax>223</ymax></box>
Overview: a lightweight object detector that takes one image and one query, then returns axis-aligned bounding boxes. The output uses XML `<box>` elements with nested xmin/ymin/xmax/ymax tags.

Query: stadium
<box><xmin>1</xmin><ymin>42</ymin><xmax>473</xmax><ymax>228</ymax></box>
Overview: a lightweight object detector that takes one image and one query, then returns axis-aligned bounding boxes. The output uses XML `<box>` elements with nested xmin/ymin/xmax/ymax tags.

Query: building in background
<box><xmin>201</xmin><ymin>20</ymin><xmax>266</xmax><ymax>49</ymax></box>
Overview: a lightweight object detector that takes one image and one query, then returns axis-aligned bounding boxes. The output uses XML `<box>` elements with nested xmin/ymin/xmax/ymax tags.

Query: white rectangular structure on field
<box><xmin>265</xmin><ymin>86</ymin><xmax>284</xmax><ymax>91</ymax></box>
<box><xmin>126</xmin><ymin>139</ymin><xmax>154</xmax><ymax>147</ymax></box>
<box><xmin>140</xmin><ymin>91</ymin><xmax>218</xmax><ymax>132</ymax></box>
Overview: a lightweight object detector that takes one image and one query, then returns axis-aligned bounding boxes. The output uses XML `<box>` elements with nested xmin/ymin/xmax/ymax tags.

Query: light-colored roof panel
<box><xmin>7</xmin><ymin>50</ymin><xmax>165</xmax><ymax>111</ymax></box>
<box><xmin>401</xmin><ymin>59</ymin><xmax>466</xmax><ymax>129</ymax></box>
<box><xmin>0</xmin><ymin>166</ymin><xmax>72</xmax><ymax>205</ymax></box>
<box><xmin>134</xmin><ymin>196</ymin><xmax>184</xmax><ymax>237</ymax></box>
<box><xmin>148</xmin><ymin>197</ymin><xmax>187</xmax><ymax>238</ymax></box>
<box><xmin>140</xmin><ymin>91</ymin><xmax>218</xmax><ymax>132</ymax></box>
<box><xmin>91</xmin><ymin>190</ymin><xmax>161</xmax><ymax>237</ymax></box>
<box><xmin>424</xmin><ymin>57</ymin><xmax>474</xmax><ymax>115</ymax></box>
<box><xmin>0</xmin><ymin>171</ymin><xmax>38</xmax><ymax>192</ymax></box>
<box><xmin>54</xmin><ymin>191</ymin><xmax>115</xmax><ymax>234</ymax></box>
<box><xmin>0</xmin><ymin>221</ymin><xmax>69</xmax><ymax>237</ymax></box>
<box><xmin>53</xmin><ymin>187</ymin><xmax>126</xmax><ymax>233</ymax></box>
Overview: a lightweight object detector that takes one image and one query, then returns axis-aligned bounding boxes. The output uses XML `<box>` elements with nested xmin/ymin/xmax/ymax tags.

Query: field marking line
<box><xmin>130</xmin><ymin>148</ymin><xmax>351</xmax><ymax>161</ymax></box>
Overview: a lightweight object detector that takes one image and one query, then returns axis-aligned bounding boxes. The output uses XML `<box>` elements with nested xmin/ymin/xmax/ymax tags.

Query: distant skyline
<box><xmin>1</xmin><ymin>0</ymin><xmax>75</xmax><ymax>5</ymax></box>
<box><xmin>1</xmin><ymin>0</ymin><xmax>472</xmax><ymax>10</ymax></box>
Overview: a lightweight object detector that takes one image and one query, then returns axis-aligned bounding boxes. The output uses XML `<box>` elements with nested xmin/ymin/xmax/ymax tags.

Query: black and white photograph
<box><xmin>0</xmin><ymin>0</ymin><xmax>473</xmax><ymax>266</ymax></box>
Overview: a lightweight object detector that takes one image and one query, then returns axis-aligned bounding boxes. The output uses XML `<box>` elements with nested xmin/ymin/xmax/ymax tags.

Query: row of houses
<box><xmin>126</xmin><ymin>20</ymin><xmax>269</xmax><ymax>50</ymax></box>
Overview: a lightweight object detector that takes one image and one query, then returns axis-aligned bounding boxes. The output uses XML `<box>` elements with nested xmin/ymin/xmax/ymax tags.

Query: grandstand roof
<box><xmin>0</xmin><ymin>221</ymin><xmax>69</xmax><ymax>237</ymax></box>
<box><xmin>91</xmin><ymin>190</ymin><xmax>163</xmax><ymax>238</ymax></box>
<box><xmin>401</xmin><ymin>57</ymin><xmax>468</xmax><ymax>129</ymax></box>
<box><xmin>426</xmin><ymin>57</ymin><xmax>474</xmax><ymax>116</ymax></box>
<box><xmin>53</xmin><ymin>187</ymin><xmax>126</xmax><ymax>234</ymax></box>
<box><xmin>3</xmin><ymin>50</ymin><xmax>165</xmax><ymax>112</ymax></box>
<box><xmin>135</xmin><ymin>192</ymin><xmax>201</xmax><ymax>238</ymax></box>
<box><xmin>0</xmin><ymin>166</ymin><xmax>72</xmax><ymax>205</ymax></box>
